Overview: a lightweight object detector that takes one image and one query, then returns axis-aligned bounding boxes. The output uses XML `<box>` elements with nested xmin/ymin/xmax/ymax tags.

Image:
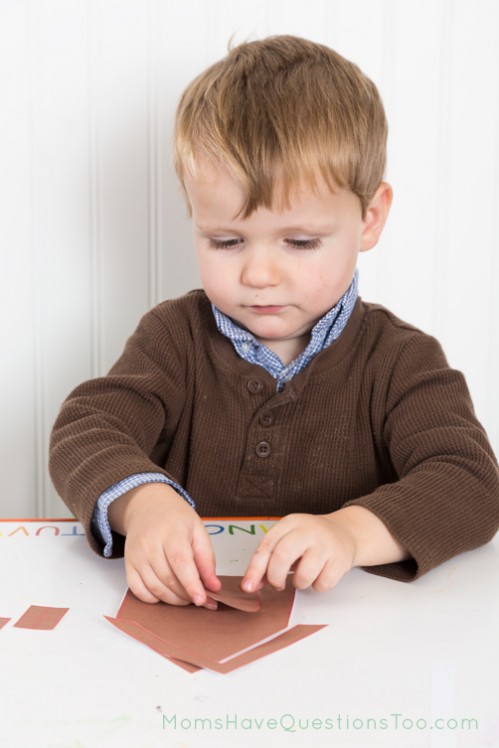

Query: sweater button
<box><xmin>255</xmin><ymin>441</ymin><xmax>271</xmax><ymax>458</ymax></box>
<box><xmin>259</xmin><ymin>412</ymin><xmax>275</xmax><ymax>427</ymax></box>
<box><xmin>247</xmin><ymin>379</ymin><xmax>263</xmax><ymax>394</ymax></box>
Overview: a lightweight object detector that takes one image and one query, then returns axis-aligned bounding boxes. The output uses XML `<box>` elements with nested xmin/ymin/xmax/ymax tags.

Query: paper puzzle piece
<box><xmin>205</xmin><ymin>576</ymin><xmax>261</xmax><ymax>612</ymax></box>
<box><xmin>13</xmin><ymin>605</ymin><xmax>69</xmax><ymax>630</ymax></box>
<box><xmin>0</xmin><ymin>618</ymin><xmax>11</xmax><ymax>630</ymax></box>
<box><xmin>106</xmin><ymin>575</ymin><xmax>327</xmax><ymax>673</ymax></box>
<box><xmin>115</xmin><ymin>575</ymin><xmax>294</xmax><ymax>662</ymax></box>
<box><xmin>105</xmin><ymin>616</ymin><xmax>326</xmax><ymax>673</ymax></box>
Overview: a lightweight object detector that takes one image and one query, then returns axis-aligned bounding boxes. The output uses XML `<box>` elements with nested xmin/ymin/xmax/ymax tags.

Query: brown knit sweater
<box><xmin>49</xmin><ymin>290</ymin><xmax>499</xmax><ymax>581</ymax></box>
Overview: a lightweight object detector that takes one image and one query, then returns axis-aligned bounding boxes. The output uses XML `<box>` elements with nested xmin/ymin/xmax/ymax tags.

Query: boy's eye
<box><xmin>208</xmin><ymin>238</ymin><xmax>241</xmax><ymax>250</ymax></box>
<box><xmin>207</xmin><ymin>237</ymin><xmax>322</xmax><ymax>250</ymax></box>
<box><xmin>287</xmin><ymin>238</ymin><xmax>322</xmax><ymax>250</ymax></box>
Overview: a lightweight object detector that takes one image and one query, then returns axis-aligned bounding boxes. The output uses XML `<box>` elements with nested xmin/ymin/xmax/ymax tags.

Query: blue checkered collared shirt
<box><xmin>93</xmin><ymin>271</ymin><xmax>359</xmax><ymax>556</ymax></box>
<box><xmin>212</xmin><ymin>269</ymin><xmax>358</xmax><ymax>392</ymax></box>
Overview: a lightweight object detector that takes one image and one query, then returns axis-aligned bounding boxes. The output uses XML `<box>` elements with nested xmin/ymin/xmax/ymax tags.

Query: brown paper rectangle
<box><xmin>175</xmin><ymin>624</ymin><xmax>328</xmax><ymax>673</ymax></box>
<box><xmin>105</xmin><ymin>617</ymin><xmax>202</xmax><ymax>672</ymax></box>
<box><xmin>105</xmin><ymin>616</ymin><xmax>326</xmax><ymax>674</ymax></box>
<box><xmin>206</xmin><ymin>577</ymin><xmax>261</xmax><ymax>612</ymax></box>
<box><xmin>13</xmin><ymin>605</ymin><xmax>69</xmax><ymax>630</ymax></box>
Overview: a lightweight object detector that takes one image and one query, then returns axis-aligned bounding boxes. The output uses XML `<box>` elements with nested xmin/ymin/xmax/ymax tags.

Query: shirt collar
<box><xmin>211</xmin><ymin>269</ymin><xmax>359</xmax><ymax>389</ymax></box>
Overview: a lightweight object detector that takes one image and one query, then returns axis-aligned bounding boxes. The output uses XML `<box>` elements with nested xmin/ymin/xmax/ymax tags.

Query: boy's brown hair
<box><xmin>174</xmin><ymin>35</ymin><xmax>387</xmax><ymax>218</ymax></box>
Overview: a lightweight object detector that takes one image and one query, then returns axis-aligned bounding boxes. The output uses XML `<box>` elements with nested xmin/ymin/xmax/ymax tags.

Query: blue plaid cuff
<box><xmin>92</xmin><ymin>473</ymin><xmax>196</xmax><ymax>557</ymax></box>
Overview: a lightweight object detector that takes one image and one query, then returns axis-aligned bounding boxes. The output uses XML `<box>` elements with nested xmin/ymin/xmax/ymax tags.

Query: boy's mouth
<box><xmin>249</xmin><ymin>305</ymin><xmax>285</xmax><ymax>314</ymax></box>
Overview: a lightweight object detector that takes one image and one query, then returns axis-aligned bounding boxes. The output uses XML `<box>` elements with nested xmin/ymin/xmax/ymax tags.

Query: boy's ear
<box><xmin>360</xmin><ymin>182</ymin><xmax>393</xmax><ymax>252</ymax></box>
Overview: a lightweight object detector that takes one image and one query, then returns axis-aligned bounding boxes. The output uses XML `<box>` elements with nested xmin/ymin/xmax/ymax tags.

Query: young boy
<box><xmin>49</xmin><ymin>35</ymin><xmax>499</xmax><ymax>609</ymax></box>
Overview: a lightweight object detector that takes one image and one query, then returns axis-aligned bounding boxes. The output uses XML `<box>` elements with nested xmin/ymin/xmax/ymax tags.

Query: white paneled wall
<box><xmin>1</xmin><ymin>0</ymin><xmax>498</xmax><ymax>517</ymax></box>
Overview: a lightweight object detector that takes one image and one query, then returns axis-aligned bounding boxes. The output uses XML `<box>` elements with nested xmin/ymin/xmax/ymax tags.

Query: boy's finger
<box><xmin>126</xmin><ymin>566</ymin><xmax>160</xmax><ymax>604</ymax></box>
<box><xmin>240</xmin><ymin>520</ymin><xmax>292</xmax><ymax>591</ymax></box>
<box><xmin>241</xmin><ymin>544</ymin><xmax>274</xmax><ymax>591</ymax></box>
<box><xmin>265</xmin><ymin>543</ymin><xmax>303</xmax><ymax>591</ymax></box>
<box><xmin>140</xmin><ymin>562</ymin><xmax>191</xmax><ymax>605</ymax></box>
<box><xmin>203</xmin><ymin>597</ymin><xmax>219</xmax><ymax>611</ymax></box>
<box><xmin>241</xmin><ymin>520</ymin><xmax>294</xmax><ymax>591</ymax></box>
<box><xmin>289</xmin><ymin>549</ymin><xmax>325</xmax><ymax>590</ymax></box>
<box><xmin>165</xmin><ymin>542</ymin><xmax>208</xmax><ymax>606</ymax></box>
<box><xmin>127</xmin><ymin>563</ymin><xmax>190</xmax><ymax>606</ymax></box>
<box><xmin>192</xmin><ymin>524</ymin><xmax>221</xmax><ymax>593</ymax></box>
<box><xmin>250</xmin><ymin>577</ymin><xmax>267</xmax><ymax>592</ymax></box>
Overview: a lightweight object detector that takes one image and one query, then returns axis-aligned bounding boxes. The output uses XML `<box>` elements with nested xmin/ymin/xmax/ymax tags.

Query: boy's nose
<box><xmin>240</xmin><ymin>248</ymin><xmax>281</xmax><ymax>288</ymax></box>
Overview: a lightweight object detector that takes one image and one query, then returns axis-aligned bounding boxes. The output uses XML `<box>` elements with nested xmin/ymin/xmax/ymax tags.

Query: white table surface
<box><xmin>0</xmin><ymin>518</ymin><xmax>498</xmax><ymax>748</ymax></box>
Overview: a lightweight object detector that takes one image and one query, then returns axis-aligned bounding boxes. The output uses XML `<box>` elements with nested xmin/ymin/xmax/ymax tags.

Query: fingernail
<box><xmin>204</xmin><ymin>599</ymin><xmax>218</xmax><ymax>611</ymax></box>
<box><xmin>241</xmin><ymin>580</ymin><xmax>253</xmax><ymax>592</ymax></box>
<box><xmin>193</xmin><ymin>594</ymin><xmax>205</xmax><ymax>606</ymax></box>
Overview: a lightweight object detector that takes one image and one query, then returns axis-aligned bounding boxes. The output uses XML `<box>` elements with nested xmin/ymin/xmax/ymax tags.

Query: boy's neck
<box><xmin>254</xmin><ymin>333</ymin><xmax>310</xmax><ymax>366</ymax></box>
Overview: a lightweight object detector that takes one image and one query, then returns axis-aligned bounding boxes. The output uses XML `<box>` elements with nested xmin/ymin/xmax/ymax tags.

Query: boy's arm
<box><xmin>49</xmin><ymin>308</ymin><xmax>188</xmax><ymax>555</ymax></box>
<box><xmin>49</xmin><ymin>304</ymin><xmax>221</xmax><ymax>605</ymax></box>
<box><xmin>343</xmin><ymin>333</ymin><xmax>499</xmax><ymax>582</ymax></box>
<box><xmin>244</xmin><ymin>331</ymin><xmax>499</xmax><ymax>591</ymax></box>
<box><xmin>242</xmin><ymin>505</ymin><xmax>409</xmax><ymax>593</ymax></box>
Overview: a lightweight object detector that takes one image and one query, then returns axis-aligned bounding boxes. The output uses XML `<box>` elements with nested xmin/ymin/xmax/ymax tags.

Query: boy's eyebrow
<box><xmin>195</xmin><ymin>222</ymin><xmax>336</xmax><ymax>235</ymax></box>
<box><xmin>194</xmin><ymin>223</ymin><xmax>236</xmax><ymax>234</ymax></box>
<box><xmin>276</xmin><ymin>223</ymin><xmax>336</xmax><ymax>235</ymax></box>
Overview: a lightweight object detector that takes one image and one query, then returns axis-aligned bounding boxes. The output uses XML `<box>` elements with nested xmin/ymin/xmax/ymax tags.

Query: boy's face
<box><xmin>185</xmin><ymin>161</ymin><xmax>391</xmax><ymax>364</ymax></box>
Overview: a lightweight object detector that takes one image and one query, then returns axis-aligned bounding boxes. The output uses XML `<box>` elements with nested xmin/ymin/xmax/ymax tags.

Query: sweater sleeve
<box><xmin>49</xmin><ymin>308</ymin><xmax>190</xmax><ymax>557</ymax></box>
<box><xmin>344</xmin><ymin>332</ymin><xmax>499</xmax><ymax>581</ymax></box>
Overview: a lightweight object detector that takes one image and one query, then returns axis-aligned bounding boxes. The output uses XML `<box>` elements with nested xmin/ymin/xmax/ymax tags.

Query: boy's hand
<box><xmin>241</xmin><ymin>513</ymin><xmax>357</xmax><ymax>593</ymax></box>
<box><xmin>108</xmin><ymin>483</ymin><xmax>221</xmax><ymax>607</ymax></box>
<box><xmin>241</xmin><ymin>507</ymin><xmax>409</xmax><ymax>593</ymax></box>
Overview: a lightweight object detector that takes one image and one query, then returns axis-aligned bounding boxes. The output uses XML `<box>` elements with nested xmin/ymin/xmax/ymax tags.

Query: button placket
<box><xmin>235</xmin><ymin>397</ymin><xmax>292</xmax><ymax>499</ymax></box>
